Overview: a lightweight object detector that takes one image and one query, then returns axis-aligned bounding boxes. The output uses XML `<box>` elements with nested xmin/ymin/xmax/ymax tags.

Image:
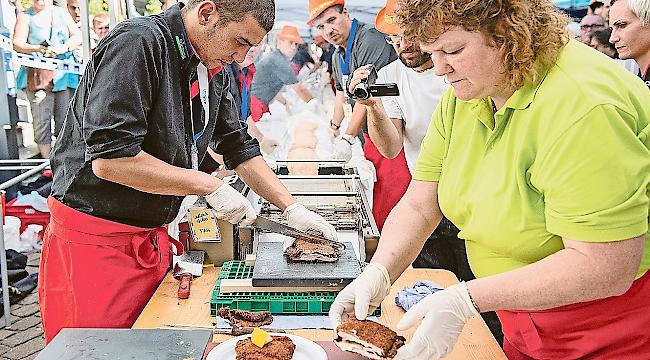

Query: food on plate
<box><xmin>284</xmin><ymin>237</ymin><xmax>343</xmax><ymax>262</ymax></box>
<box><xmin>217</xmin><ymin>307</ymin><xmax>273</xmax><ymax>328</ymax></box>
<box><xmin>335</xmin><ymin>318</ymin><xmax>406</xmax><ymax>359</ymax></box>
<box><xmin>235</xmin><ymin>335</ymin><xmax>295</xmax><ymax>360</ymax></box>
<box><xmin>251</xmin><ymin>328</ymin><xmax>273</xmax><ymax>348</ymax></box>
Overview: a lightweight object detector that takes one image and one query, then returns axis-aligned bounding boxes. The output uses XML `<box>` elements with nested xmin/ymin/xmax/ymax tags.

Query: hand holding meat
<box><xmin>329</xmin><ymin>263</ymin><xmax>391</xmax><ymax>326</ymax></box>
<box><xmin>284</xmin><ymin>203</ymin><xmax>338</xmax><ymax>241</ymax></box>
<box><xmin>394</xmin><ymin>283</ymin><xmax>478</xmax><ymax>360</ymax></box>
<box><xmin>204</xmin><ymin>182</ymin><xmax>257</xmax><ymax>226</ymax></box>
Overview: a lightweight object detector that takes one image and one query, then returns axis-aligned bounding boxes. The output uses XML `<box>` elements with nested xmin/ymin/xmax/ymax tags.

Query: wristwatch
<box><xmin>329</xmin><ymin>120</ymin><xmax>341</xmax><ymax>130</ymax></box>
<box><xmin>341</xmin><ymin>134</ymin><xmax>357</xmax><ymax>145</ymax></box>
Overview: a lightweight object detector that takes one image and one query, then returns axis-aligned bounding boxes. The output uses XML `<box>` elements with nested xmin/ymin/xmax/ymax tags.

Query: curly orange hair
<box><xmin>395</xmin><ymin>0</ymin><xmax>570</xmax><ymax>89</ymax></box>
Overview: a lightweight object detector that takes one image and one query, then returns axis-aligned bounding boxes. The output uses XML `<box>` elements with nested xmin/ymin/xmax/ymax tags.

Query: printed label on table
<box><xmin>187</xmin><ymin>208</ymin><xmax>221</xmax><ymax>243</ymax></box>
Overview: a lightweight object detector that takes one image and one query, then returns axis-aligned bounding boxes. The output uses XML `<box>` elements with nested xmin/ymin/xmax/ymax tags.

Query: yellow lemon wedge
<box><xmin>251</xmin><ymin>328</ymin><xmax>272</xmax><ymax>348</ymax></box>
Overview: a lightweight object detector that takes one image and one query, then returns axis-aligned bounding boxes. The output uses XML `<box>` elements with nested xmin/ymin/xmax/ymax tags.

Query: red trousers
<box><xmin>498</xmin><ymin>270</ymin><xmax>650</xmax><ymax>359</ymax></box>
<box><xmin>363</xmin><ymin>133</ymin><xmax>411</xmax><ymax>231</ymax></box>
<box><xmin>39</xmin><ymin>197</ymin><xmax>177</xmax><ymax>343</ymax></box>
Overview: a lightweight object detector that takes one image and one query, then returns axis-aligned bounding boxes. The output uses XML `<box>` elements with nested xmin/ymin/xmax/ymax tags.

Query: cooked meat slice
<box><xmin>335</xmin><ymin>319</ymin><xmax>406</xmax><ymax>359</ymax></box>
<box><xmin>284</xmin><ymin>238</ymin><xmax>343</xmax><ymax>263</ymax></box>
<box><xmin>217</xmin><ymin>307</ymin><xmax>273</xmax><ymax>328</ymax></box>
<box><xmin>235</xmin><ymin>335</ymin><xmax>295</xmax><ymax>360</ymax></box>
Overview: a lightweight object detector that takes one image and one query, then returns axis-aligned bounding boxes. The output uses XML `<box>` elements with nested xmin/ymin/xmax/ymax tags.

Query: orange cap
<box><xmin>307</xmin><ymin>0</ymin><xmax>345</xmax><ymax>26</ymax></box>
<box><xmin>277</xmin><ymin>25</ymin><xmax>305</xmax><ymax>44</ymax></box>
<box><xmin>314</xmin><ymin>35</ymin><xmax>325</xmax><ymax>44</ymax></box>
<box><xmin>375</xmin><ymin>0</ymin><xmax>400</xmax><ymax>35</ymax></box>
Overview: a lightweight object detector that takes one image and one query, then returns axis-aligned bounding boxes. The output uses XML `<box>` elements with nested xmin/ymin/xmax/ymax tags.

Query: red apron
<box><xmin>362</xmin><ymin>133</ymin><xmax>411</xmax><ymax>231</ymax></box>
<box><xmin>498</xmin><ymin>269</ymin><xmax>650</xmax><ymax>359</ymax></box>
<box><xmin>39</xmin><ymin>197</ymin><xmax>181</xmax><ymax>343</ymax></box>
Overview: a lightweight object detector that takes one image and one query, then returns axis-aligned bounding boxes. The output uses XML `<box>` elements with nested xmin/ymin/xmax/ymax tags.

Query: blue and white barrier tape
<box><xmin>0</xmin><ymin>34</ymin><xmax>85</xmax><ymax>75</ymax></box>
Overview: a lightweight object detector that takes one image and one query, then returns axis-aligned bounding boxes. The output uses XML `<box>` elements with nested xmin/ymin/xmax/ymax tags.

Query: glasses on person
<box><xmin>385</xmin><ymin>35</ymin><xmax>403</xmax><ymax>45</ymax></box>
<box><xmin>580</xmin><ymin>24</ymin><xmax>603</xmax><ymax>30</ymax></box>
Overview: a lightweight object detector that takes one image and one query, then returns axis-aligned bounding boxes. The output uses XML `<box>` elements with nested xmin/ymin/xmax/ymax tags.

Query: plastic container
<box><xmin>3</xmin><ymin>216</ymin><xmax>22</xmax><ymax>250</ymax></box>
<box><xmin>5</xmin><ymin>197</ymin><xmax>50</xmax><ymax>234</ymax></box>
<box><xmin>210</xmin><ymin>261</ymin><xmax>381</xmax><ymax>317</ymax></box>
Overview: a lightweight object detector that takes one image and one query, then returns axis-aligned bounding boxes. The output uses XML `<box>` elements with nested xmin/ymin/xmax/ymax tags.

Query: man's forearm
<box><xmin>468</xmin><ymin>235</ymin><xmax>644</xmax><ymax>312</ymax></box>
<box><xmin>344</xmin><ymin>104</ymin><xmax>367</xmax><ymax>136</ymax></box>
<box><xmin>235</xmin><ymin>156</ymin><xmax>296</xmax><ymax>211</ymax></box>
<box><xmin>371</xmin><ymin>181</ymin><xmax>442</xmax><ymax>282</ymax></box>
<box><xmin>331</xmin><ymin>91</ymin><xmax>345</xmax><ymax>125</ymax></box>
<box><xmin>366</xmin><ymin>100</ymin><xmax>404</xmax><ymax>158</ymax></box>
<box><xmin>91</xmin><ymin>151</ymin><xmax>221</xmax><ymax>196</ymax></box>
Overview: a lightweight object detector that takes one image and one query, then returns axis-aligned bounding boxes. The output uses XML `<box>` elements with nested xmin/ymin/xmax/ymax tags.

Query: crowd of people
<box><xmin>2</xmin><ymin>0</ymin><xmax>646</xmax><ymax>358</ymax></box>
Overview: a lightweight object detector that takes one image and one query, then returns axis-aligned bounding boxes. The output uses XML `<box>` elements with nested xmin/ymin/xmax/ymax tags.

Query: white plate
<box><xmin>206</xmin><ymin>333</ymin><xmax>328</xmax><ymax>360</ymax></box>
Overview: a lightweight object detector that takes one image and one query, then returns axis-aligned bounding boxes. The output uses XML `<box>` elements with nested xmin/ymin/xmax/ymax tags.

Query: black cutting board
<box><xmin>252</xmin><ymin>241</ymin><xmax>361</xmax><ymax>288</ymax></box>
<box><xmin>35</xmin><ymin>328</ymin><xmax>212</xmax><ymax>360</ymax></box>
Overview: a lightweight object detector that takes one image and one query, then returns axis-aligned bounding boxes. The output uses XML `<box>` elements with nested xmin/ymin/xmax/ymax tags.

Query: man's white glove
<box><xmin>394</xmin><ymin>282</ymin><xmax>479</xmax><ymax>360</ymax></box>
<box><xmin>334</xmin><ymin>137</ymin><xmax>353</xmax><ymax>162</ymax></box>
<box><xmin>329</xmin><ymin>263</ymin><xmax>391</xmax><ymax>326</ymax></box>
<box><xmin>204</xmin><ymin>182</ymin><xmax>257</xmax><ymax>226</ymax></box>
<box><xmin>260</xmin><ymin>136</ymin><xmax>280</xmax><ymax>154</ymax></box>
<box><xmin>284</xmin><ymin>203</ymin><xmax>338</xmax><ymax>241</ymax></box>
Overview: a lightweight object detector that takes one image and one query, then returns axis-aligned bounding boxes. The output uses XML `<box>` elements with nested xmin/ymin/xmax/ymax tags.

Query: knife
<box><xmin>251</xmin><ymin>216</ymin><xmax>344</xmax><ymax>249</ymax></box>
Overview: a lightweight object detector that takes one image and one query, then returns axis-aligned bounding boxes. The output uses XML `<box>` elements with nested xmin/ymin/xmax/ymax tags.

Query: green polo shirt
<box><xmin>414</xmin><ymin>39</ymin><xmax>650</xmax><ymax>279</ymax></box>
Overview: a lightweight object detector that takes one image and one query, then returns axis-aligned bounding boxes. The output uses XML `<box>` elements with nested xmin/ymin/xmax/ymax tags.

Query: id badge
<box><xmin>341</xmin><ymin>75</ymin><xmax>349</xmax><ymax>98</ymax></box>
<box><xmin>186</xmin><ymin>201</ymin><xmax>222</xmax><ymax>243</ymax></box>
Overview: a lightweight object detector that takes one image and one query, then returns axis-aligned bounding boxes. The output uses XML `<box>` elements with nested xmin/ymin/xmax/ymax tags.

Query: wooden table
<box><xmin>133</xmin><ymin>267</ymin><xmax>506</xmax><ymax>359</ymax></box>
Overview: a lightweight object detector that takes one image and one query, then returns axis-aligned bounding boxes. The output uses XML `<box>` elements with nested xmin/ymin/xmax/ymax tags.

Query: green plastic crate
<box><xmin>210</xmin><ymin>261</ymin><xmax>381</xmax><ymax>317</ymax></box>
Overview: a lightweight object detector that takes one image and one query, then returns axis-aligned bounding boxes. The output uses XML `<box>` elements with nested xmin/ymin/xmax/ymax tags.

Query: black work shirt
<box><xmin>50</xmin><ymin>4</ymin><xmax>261</xmax><ymax>228</ymax></box>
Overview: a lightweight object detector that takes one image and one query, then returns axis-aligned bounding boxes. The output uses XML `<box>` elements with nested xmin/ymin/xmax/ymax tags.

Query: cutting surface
<box><xmin>252</xmin><ymin>241</ymin><xmax>360</xmax><ymax>288</ymax></box>
<box><xmin>36</xmin><ymin>328</ymin><xmax>212</xmax><ymax>360</ymax></box>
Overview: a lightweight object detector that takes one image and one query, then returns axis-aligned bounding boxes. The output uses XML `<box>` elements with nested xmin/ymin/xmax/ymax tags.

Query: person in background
<box><xmin>92</xmin><ymin>12</ymin><xmax>109</xmax><ymax>40</ymax></box>
<box><xmin>308</xmin><ymin>0</ymin><xmax>409</xmax><ymax>232</ymax></box>
<box><xmin>589</xmin><ymin>0</ymin><xmax>605</xmax><ymax>15</ymax></box>
<box><xmin>13</xmin><ymin>0</ymin><xmax>81</xmax><ymax>159</ymax></box>
<box><xmin>66</xmin><ymin>0</ymin><xmax>79</xmax><ymax>23</ymax></box>
<box><xmin>602</xmin><ymin>0</ymin><xmax>612</xmax><ymax>21</ymax></box>
<box><xmin>314</xmin><ymin>34</ymin><xmax>336</xmax><ymax>92</ymax></box>
<box><xmin>249</xmin><ymin>24</ymin><xmax>313</xmax><ymax>121</ymax></box>
<box><xmin>330</xmin><ymin>0</ymin><xmax>650</xmax><ymax>358</ymax></box>
<box><xmin>579</xmin><ymin>14</ymin><xmax>606</xmax><ymax>44</ymax></box>
<box><xmin>609</xmin><ymin>0</ymin><xmax>650</xmax><ymax>87</ymax></box>
<box><xmin>291</xmin><ymin>42</ymin><xmax>317</xmax><ymax>75</ymax></box>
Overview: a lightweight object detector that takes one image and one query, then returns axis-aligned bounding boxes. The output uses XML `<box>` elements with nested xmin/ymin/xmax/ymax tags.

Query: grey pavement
<box><xmin>0</xmin><ymin>251</ymin><xmax>44</xmax><ymax>360</ymax></box>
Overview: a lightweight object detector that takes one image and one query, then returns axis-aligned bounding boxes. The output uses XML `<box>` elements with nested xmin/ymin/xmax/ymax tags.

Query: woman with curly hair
<box><xmin>329</xmin><ymin>0</ymin><xmax>650</xmax><ymax>359</ymax></box>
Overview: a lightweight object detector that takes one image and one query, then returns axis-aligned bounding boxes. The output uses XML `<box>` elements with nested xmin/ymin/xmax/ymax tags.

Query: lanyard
<box><xmin>240</xmin><ymin>67</ymin><xmax>249</xmax><ymax>121</ymax></box>
<box><xmin>339</xmin><ymin>18</ymin><xmax>359</xmax><ymax>76</ymax></box>
<box><xmin>189</xmin><ymin>63</ymin><xmax>210</xmax><ymax>170</ymax></box>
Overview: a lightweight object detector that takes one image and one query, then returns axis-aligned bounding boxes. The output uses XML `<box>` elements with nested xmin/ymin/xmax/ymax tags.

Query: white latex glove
<box><xmin>204</xmin><ymin>182</ymin><xmax>257</xmax><ymax>226</ymax></box>
<box><xmin>328</xmin><ymin>262</ymin><xmax>391</xmax><ymax>326</ymax></box>
<box><xmin>260</xmin><ymin>136</ymin><xmax>280</xmax><ymax>154</ymax></box>
<box><xmin>328</xmin><ymin>126</ymin><xmax>340</xmax><ymax>139</ymax></box>
<box><xmin>333</xmin><ymin>137</ymin><xmax>353</xmax><ymax>162</ymax></box>
<box><xmin>284</xmin><ymin>202</ymin><xmax>338</xmax><ymax>241</ymax></box>
<box><xmin>394</xmin><ymin>282</ymin><xmax>479</xmax><ymax>360</ymax></box>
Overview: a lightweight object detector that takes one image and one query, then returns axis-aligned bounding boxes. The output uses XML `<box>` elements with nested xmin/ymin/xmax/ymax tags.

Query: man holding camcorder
<box><xmin>308</xmin><ymin>0</ymin><xmax>411</xmax><ymax>231</ymax></box>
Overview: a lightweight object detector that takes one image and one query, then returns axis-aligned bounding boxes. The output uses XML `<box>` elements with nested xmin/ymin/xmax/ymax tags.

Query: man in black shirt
<box><xmin>41</xmin><ymin>0</ymin><xmax>336</xmax><ymax>343</ymax></box>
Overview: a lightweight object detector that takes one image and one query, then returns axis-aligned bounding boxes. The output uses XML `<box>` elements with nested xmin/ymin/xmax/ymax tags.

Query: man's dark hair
<box><xmin>589</xmin><ymin>1</ymin><xmax>604</xmax><ymax>13</ymax></box>
<box><xmin>591</xmin><ymin>28</ymin><xmax>617</xmax><ymax>57</ymax></box>
<box><xmin>184</xmin><ymin>0</ymin><xmax>275</xmax><ymax>32</ymax></box>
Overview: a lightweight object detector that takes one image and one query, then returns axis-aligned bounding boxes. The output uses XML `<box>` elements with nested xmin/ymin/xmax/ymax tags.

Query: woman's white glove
<box><xmin>329</xmin><ymin>263</ymin><xmax>391</xmax><ymax>326</ymax></box>
<box><xmin>394</xmin><ymin>282</ymin><xmax>479</xmax><ymax>360</ymax></box>
<box><xmin>333</xmin><ymin>137</ymin><xmax>353</xmax><ymax>162</ymax></box>
<box><xmin>284</xmin><ymin>203</ymin><xmax>338</xmax><ymax>241</ymax></box>
<box><xmin>204</xmin><ymin>182</ymin><xmax>257</xmax><ymax>226</ymax></box>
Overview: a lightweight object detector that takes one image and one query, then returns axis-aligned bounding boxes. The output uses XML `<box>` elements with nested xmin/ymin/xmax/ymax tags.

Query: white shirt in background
<box><xmin>377</xmin><ymin>60</ymin><xmax>449</xmax><ymax>174</ymax></box>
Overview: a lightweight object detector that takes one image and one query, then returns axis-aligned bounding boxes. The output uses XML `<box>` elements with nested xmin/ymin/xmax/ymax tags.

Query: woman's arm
<box><xmin>469</xmin><ymin>235</ymin><xmax>644</xmax><ymax>312</ymax></box>
<box><xmin>371</xmin><ymin>180</ymin><xmax>443</xmax><ymax>282</ymax></box>
<box><xmin>13</xmin><ymin>12</ymin><xmax>46</xmax><ymax>54</ymax></box>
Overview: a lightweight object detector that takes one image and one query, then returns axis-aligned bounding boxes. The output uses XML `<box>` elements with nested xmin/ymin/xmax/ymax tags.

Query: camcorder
<box><xmin>347</xmin><ymin>64</ymin><xmax>399</xmax><ymax>100</ymax></box>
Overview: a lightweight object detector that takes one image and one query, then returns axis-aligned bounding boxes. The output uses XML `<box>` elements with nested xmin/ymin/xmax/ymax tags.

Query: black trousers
<box><xmin>412</xmin><ymin>217</ymin><xmax>504</xmax><ymax>346</ymax></box>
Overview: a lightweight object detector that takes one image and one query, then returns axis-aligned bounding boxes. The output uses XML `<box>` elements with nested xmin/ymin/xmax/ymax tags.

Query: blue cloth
<box><xmin>394</xmin><ymin>281</ymin><xmax>444</xmax><ymax>311</ymax></box>
<box><xmin>16</xmin><ymin>6</ymin><xmax>80</xmax><ymax>92</ymax></box>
